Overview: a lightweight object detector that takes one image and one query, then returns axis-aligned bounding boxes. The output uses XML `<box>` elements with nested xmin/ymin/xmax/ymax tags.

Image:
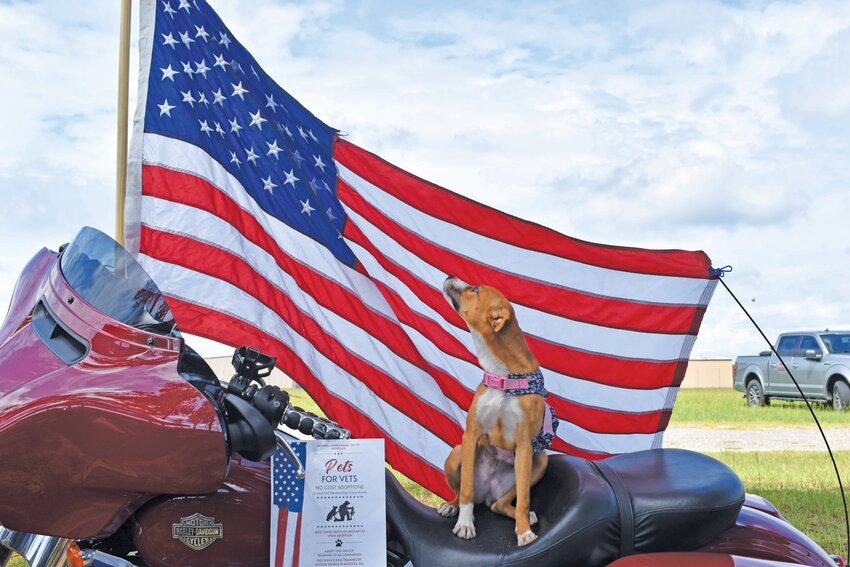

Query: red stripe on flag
<box><xmin>549</xmin><ymin>436</ymin><xmax>610</xmax><ymax>460</ymax></box>
<box><xmin>529</xmin><ymin>338</ymin><xmax>683</xmax><ymax>389</ymax></box>
<box><xmin>338</xmin><ymin>179</ymin><xmax>705</xmax><ymax>335</ymax></box>
<box><xmin>342</xmin><ymin>219</ymin><xmax>465</xmax><ymax>328</ymax></box>
<box><xmin>274</xmin><ymin>509</ymin><xmax>288</xmax><ymax>567</ymax></box>
<box><xmin>547</xmin><ymin>395</ymin><xmax>672</xmax><ymax>435</ymax></box>
<box><xmin>140</xmin><ymin>226</ymin><xmax>466</xmax><ymax>444</ymax></box>
<box><xmin>334</xmin><ymin>139</ymin><xmax>712</xmax><ymax>279</ymax></box>
<box><xmin>292</xmin><ymin>513</ymin><xmax>302</xmax><ymax>567</ymax></box>
<box><xmin>345</xmin><ymin>216</ymin><xmax>684</xmax><ymax>389</ymax></box>
<box><xmin>369</xmin><ymin>277</ymin><xmax>479</xmax><ymax>367</ymax></box>
<box><xmin>164</xmin><ymin>296</ymin><xmax>455</xmax><ymax>499</ymax></box>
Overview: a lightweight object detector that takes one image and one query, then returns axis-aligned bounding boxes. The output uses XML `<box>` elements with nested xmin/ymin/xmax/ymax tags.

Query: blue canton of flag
<box><xmin>272</xmin><ymin>442</ymin><xmax>306</xmax><ymax>513</ymax></box>
<box><xmin>144</xmin><ymin>0</ymin><xmax>353</xmax><ymax>265</ymax></box>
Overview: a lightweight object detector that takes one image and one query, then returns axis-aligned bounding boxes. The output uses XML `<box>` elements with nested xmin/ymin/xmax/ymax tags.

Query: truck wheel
<box><xmin>833</xmin><ymin>381</ymin><xmax>850</xmax><ymax>411</ymax></box>
<box><xmin>746</xmin><ymin>380</ymin><xmax>766</xmax><ymax>407</ymax></box>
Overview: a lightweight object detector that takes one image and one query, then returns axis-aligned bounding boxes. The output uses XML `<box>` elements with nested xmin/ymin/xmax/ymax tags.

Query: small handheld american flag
<box><xmin>271</xmin><ymin>444</ymin><xmax>307</xmax><ymax>567</ymax></box>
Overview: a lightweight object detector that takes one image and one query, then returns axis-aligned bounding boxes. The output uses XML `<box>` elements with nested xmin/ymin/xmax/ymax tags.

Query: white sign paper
<box><xmin>271</xmin><ymin>438</ymin><xmax>385</xmax><ymax>567</ymax></box>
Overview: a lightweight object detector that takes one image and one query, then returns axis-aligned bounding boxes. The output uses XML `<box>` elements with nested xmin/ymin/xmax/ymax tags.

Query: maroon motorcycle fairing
<box><xmin>0</xmin><ymin>249</ymin><xmax>228</xmax><ymax>539</ymax></box>
<box><xmin>132</xmin><ymin>456</ymin><xmax>270</xmax><ymax>567</ymax></box>
<box><xmin>698</xmin><ymin>506</ymin><xmax>836</xmax><ymax>566</ymax></box>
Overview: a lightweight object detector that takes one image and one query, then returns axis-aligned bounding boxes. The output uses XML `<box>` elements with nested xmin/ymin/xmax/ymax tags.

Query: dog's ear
<box><xmin>488</xmin><ymin>305</ymin><xmax>510</xmax><ymax>333</ymax></box>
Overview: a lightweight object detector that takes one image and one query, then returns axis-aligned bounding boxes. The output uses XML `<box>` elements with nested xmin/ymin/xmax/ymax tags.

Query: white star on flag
<box><xmin>199</xmin><ymin>120</ymin><xmax>213</xmax><ymax>136</ymax></box>
<box><xmin>284</xmin><ymin>169</ymin><xmax>299</xmax><ymax>187</ymax></box>
<box><xmin>262</xmin><ymin>175</ymin><xmax>277</xmax><ymax>192</ymax></box>
<box><xmin>160</xmin><ymin>64</ymin><xmax>179</xmax><ymax>81</ymax></box>
<box><xmin>213</xmin><ymin>53</ymin><xmax>229</xmax><ymax>69</ymax></box>
<box><xmin>162</xmin><ymin>32</ymin><xmax>178</xmax><ymax>48</ymax></box>
<box><xmin>179</xmin><ymin>31</ymin><xmax>195</xmax><ymax>47</ymax></box>
<box><xmin>161</xmin><ymin>1</ymin><xmax>176</xmax><ymax>18</ymax></box>
<box><xmin>212</xmin><ymin>88</ymin><xmax>226</xmax><ymax>105</ymax></box>
<box><xmin>300</xmin><ymin>199</ymin><xmax>315</xmax><ymax>215</ymax></box>
<box><xmin>229</xmin><ymin>151</ymin><xmax>241</xmax><ymax>168</ymax></box>
<box><xmin>249</xmin><ymin>110</ymin><xmax>267</xmax><ymax>130</ymax></box>
<box><xmin>314</xmin><ymin>155</ymin><xmax>326</xmax><ymax>171</ymax></box>
<box><xmin>219</xmin><ymin>31</ymin><xmax>231</xmax><ymax>48</ymax></box>
<box><xmin>245</xmin><ymin>147</ymin><xmax>259</xmax><ymax>164</ymax></box>
<box><xmin>229</xmin><ymin>117</ymin><xmax>242</xmax><ymax>135</ymax></box>
<box><xmin>265</xmin><ymin>94</ymin><xmax>279</xmax><ymax>113</ymax></box>
<box><xmin>180</xmin><ymin>89</ymin><xmax>196</xmax><ymax>106</ymax></box>
<box><xmin>157</xmin><ymin>99</ymin><xmax>175</xmax><ymax>117</ymax></box>
<box><xmin>178</xmin><ymin>0</ymin><xmax>191</xmax><ymax>12</ymax></box>
<box><xmin>195</xmin><ymin>25</ymin><xmax>209</xmax><ymax>41</ymax></box>
<box><xmin>194</xmin><ymin>59</ymin><xmax>210</xmax><ymax>77</ymax></box>
<box><xmin>231</xmin><ymin>82</ymin><xmax>248</xmax><ymax>100</ymax></box>
<box><xmin>266</xmin><ymin>140</ymin><xmax>282</xmax><ymax>159</ymax></box>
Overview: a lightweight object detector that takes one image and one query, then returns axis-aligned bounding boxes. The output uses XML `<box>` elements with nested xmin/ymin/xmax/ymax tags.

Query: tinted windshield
<box><xmin>60</xmin><ymin>227</ymin><xmax>177</xmax><ymax>336</ymax></box>
<box><xmin>820</xmin><ymin>334</ymin><xmax>850</xmax><ymax>354</ymax></box>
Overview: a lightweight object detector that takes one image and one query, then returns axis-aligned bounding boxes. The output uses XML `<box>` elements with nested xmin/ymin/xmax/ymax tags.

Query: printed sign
<box><xmin>271</xmin><ymin>438</ymin><xmax>385</xmax><ymax>567</ymax></box>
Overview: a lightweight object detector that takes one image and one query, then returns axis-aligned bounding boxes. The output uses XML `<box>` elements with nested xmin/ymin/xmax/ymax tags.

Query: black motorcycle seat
<box><xmin>386</xmin><ymin>448</ymin><xmax>744</xmax><ymax>567</ymax></box>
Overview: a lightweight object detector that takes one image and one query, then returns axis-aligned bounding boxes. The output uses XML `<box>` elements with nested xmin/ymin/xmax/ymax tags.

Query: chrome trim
<box><xmin>0</xmin><ymin>525</ymin><xmax>70</xmax><ymax>567</ymax></box>
<box><xmin>274</xmin><ymin>429</ymin><xmax>305</xmax><ymax>479</ymax></box>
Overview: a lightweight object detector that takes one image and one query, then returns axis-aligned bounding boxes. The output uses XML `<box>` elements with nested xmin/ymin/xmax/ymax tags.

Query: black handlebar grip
<box><xmin>283</xmin><ymin>405</ymin><xmax>350</xmax><ymax>439</ymax></box>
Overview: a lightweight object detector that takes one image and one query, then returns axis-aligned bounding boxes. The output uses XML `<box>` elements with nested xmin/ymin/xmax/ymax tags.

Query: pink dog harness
<box><xmin>482</xmin><ymin>369</ymin><xmax>559</xmax><ymax>457</ymax></box>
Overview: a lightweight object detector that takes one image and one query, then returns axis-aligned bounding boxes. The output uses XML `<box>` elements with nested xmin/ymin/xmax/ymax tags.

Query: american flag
<box><xmin>270</xmin><ymin>444</ymin><xmax>307</xmax><ymax>567</ymax></box>
<box><xmin>126</xmin><ymin>0</ymin><xmax>718</xmax><ymax>499</ymax></box>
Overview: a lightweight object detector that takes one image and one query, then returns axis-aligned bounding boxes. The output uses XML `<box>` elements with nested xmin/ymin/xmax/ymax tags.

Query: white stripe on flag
<box><xmin>344</xmin><ymin>205</ymin><xmax>692</xmax><ymax>360</ymax></box>
<box><xmin>337</xmin><ymin>162</ymin><xmax>709</xmax><ymax>305</ymax></box>
<box><xmin>283</xmin><ymin>511</ymin><xmax>298</xmax><ymax>567</ymax></box>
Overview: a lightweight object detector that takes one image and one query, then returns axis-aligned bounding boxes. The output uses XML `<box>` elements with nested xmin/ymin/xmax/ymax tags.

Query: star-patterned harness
<box><xmin>481</xmin><ymin>368</ymin><xmax>559</xmax><ymax>457</ymax></box>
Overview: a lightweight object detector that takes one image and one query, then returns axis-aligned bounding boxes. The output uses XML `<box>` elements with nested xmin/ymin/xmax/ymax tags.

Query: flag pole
<box><xmin>115</xmin><ymin>0</ymin><xmax>133</xmax><ymax>247</ymax></box>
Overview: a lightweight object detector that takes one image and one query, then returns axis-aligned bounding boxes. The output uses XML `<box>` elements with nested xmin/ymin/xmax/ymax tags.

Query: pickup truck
<box><xmin>733</xmin><ymin>331</ymin><xmax>850</xmax><ymax>410</ymax></box>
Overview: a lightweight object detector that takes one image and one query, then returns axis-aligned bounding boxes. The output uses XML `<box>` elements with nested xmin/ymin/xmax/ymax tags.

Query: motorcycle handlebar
<box><xmin>282</xmin><ymin>405</ymin><xmax>351</xmax><ymax>440</ymax></box>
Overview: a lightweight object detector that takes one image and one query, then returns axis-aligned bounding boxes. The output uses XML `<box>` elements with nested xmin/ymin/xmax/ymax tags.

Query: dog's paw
<box><xmin>452</xmin><ymin>503</ymin><xmax>476</xmax><ymax>539</ymax></box>
<box><xmin>453</xmin><ymin>519</ymin><xmax>476</xmax><ymax>539</ymax></box>
<box><xmin>438</xmin><ymin>502</ymin><xmax>459</xmax><ymax>517</ymax></box>
<box><xmin>517</xmin><ymin>529</ymin><xmax>537</xmax><ymax>546</ymax></box>
<box><xmin>529</xmin><ymin>511</ymin><xmax>538</xmax><ymax>526</ymax></box>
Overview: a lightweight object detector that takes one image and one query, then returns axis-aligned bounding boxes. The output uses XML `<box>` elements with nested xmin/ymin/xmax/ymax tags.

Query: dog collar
<box><xmin>482</xmin><ymin>372</ymin><xmax>530</xmax><ymax>390</ymax></box>
<box><xmin>483</xmin><ymin>368</ymin><xmax>547</xmax><ymax>397</ymax></box>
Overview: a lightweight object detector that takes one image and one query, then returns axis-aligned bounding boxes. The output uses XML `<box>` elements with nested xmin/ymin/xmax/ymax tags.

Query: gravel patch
<box><xmin>664</xmin><ymin>425</ymin><xmax>850</xmax><ymax>452</ymax></box>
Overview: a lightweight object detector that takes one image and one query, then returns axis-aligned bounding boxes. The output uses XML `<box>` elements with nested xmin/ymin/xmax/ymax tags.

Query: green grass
<box><xmin>671</xmin><ymin>388</ymin><xmax>850</xmax><ymax>427</ymax></box>
<box><xmin>286</xmin><ymin>387</ymin><xmax>324</xmax><ymax>417</ymax></box>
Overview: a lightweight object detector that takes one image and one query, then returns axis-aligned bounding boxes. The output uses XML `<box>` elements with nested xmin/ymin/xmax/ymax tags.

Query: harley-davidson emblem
<box><xmin>171</xmin><ymin>513</ymin><xmax>224</xmax><ymax>551</ymax></box>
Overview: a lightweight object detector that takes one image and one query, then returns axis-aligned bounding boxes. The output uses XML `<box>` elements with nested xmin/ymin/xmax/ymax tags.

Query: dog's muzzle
<box><xmin>443</xmin><ymin>275</ymin><xmax>468</xmax><ymax>311</ymax></box>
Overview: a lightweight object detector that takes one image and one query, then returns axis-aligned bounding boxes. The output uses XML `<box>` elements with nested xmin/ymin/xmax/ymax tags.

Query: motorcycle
<box><xmin>0</xmin><ymin>227</ymin><xmax>843</xmax><ymax>567</ymax></box>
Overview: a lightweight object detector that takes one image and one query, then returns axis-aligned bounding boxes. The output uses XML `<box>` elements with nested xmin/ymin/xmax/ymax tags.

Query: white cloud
<box><xmin>1</xmin><ymin>0</ymin><xmax>849</xmax><ymax>361</ymax></box>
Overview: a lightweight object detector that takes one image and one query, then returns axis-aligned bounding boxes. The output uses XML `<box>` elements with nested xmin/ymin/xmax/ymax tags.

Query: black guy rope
<box><xmin>711</xmin><ymin>265</ymin><xmax>849</xmax><ymax>560</ymax></box>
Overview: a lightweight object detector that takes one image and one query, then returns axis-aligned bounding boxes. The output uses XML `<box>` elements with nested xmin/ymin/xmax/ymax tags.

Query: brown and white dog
<box><xmin>438</xmin><ymin>275</ymin><xmax>557</xmax><ymax>546</ymax></box>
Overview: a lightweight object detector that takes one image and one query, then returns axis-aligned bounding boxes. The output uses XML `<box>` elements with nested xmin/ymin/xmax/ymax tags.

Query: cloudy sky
<box><xmin>1</xmin><ymin>0</ymin><xmax>848</xmax><ymax>359</ymax></box>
